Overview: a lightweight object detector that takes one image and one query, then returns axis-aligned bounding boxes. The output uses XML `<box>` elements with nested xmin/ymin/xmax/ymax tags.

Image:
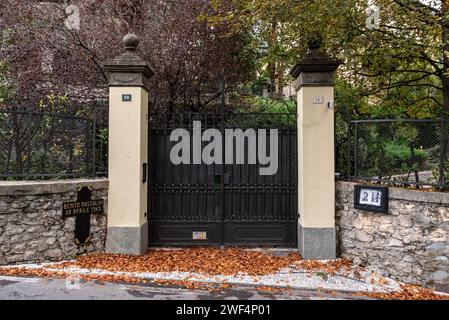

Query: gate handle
<box><xmin>142</xmin><ymin>163</ymin><xmax>147</xmax><ymax>184</ymax></box>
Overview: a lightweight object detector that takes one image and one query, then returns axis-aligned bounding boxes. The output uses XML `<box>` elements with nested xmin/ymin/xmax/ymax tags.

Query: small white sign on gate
<box><xmin>192</xmin><ymin>231</ymin><xmax>207</xmax><ymax>240</ymax></box>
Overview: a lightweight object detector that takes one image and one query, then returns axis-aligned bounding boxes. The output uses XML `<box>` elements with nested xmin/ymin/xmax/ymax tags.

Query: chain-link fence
<box><xmin>339</xmin><ymin>118</ymin><xmax>449</xmax><ymax>190</ymax></box>
<box><xmin>0</xmin><ymin>108</ymin><xmax>108</xmax><ymax>180</ymax></box>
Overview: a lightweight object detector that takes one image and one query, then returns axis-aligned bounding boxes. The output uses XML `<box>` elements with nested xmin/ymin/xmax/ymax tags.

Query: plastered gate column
<box><xmin>290</xmin><ymin>36</ymin><xmax>341</xmax><ymax>259</ymax></box>
<box><xmin>103</xmin><ymin>34</ymin><xmax>153</xmax><ymax>254</ymax></box>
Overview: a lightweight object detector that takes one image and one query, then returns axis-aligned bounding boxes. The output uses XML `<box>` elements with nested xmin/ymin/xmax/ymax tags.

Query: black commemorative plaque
<box><xmin>63</xmin><ymin>186</ymin><xmax>104</xmax><ymax>244</ymax></box>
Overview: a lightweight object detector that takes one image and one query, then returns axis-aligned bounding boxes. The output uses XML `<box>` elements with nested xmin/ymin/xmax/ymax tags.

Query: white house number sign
<box><xmin>354</xmin><ymin>185</ymin><xmax>389</xmax><ymax>214</ymax></box>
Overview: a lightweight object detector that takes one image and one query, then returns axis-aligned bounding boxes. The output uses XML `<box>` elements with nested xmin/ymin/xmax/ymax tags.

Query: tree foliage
<box><xmin>209</xmin><ymin>0</ymin><xmax>446</xmax><ymax>118</ymax></box>
<box><xmin>0</xmin><ymin>0</ymin><xmax>257</xmax><ymax>112</ymax></box>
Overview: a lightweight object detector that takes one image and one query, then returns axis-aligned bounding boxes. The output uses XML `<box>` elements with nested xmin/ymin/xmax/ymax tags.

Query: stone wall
<box><xmin>336</xmin><ymin>181</ymin><xmax>449</xmax><ymax>292</ymax></box>
<box><xmin>0</xmin><ymin>179</ymin><xmax>108</xmax><ymax>265</ymax></box>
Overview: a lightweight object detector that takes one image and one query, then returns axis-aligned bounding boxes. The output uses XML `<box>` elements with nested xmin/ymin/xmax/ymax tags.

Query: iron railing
<box><xmin>90</xmin><ymin>106</ymin><xmax>108</xmax><ymax>177</ymax></box>
<box><xmin>3</xmin><ymin>105</ymin><xmax>448</xmax><ymax>191</ymax></box>
<box><xmin>0</xmin><ymin>107</ymin><xmax>108</xmax><ymax>180</ymax></box>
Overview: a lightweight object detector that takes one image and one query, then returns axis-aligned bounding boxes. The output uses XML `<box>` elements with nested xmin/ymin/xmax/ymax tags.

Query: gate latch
<box><xmin>142</xmin><ymin>163</ymin><xmax>147</xmax><ymax>184</ymax></box>
<box><xmin>213</xmin><ymin>174</ymin><xmax>223</xmax><ymax>189</ymax></box>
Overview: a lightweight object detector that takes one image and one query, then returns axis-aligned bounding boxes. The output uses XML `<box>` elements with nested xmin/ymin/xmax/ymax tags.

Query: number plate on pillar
<box><xmin>122</xmin><ymin>94</ymin><xmax>132</xmax><ymax>102</ymax></box>
<box><xmin>192</xmin><ymin>232</ymin><xmax>207</xmax><ymax>240</ymax></box>
<box><xmin>312</xmin><ymin>96</ymin><xmax>324</xmax><ymax>104</ymax></box>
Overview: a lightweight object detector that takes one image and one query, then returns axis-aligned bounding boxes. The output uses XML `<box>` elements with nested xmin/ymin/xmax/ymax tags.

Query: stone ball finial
<box><xmin>123</xmin><ymin>33</ymin><xmax>139</xmax><ymax>52</ymax></box>
<box><xmin>307</xmin><ymin>32</ymin><xmax>323</xmax><ymax>51</ymax></box>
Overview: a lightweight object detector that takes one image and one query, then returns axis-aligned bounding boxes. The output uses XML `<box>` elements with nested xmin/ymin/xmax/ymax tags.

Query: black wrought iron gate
<box><xmin>148</xmin><ymin>113</ymin><xmax>297</xmax><ymax>246</ymax></box>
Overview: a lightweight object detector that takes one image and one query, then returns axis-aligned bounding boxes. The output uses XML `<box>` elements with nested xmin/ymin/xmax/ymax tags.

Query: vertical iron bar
<box><xmin>346</xmin><ymin>111</ymin><xmax>352</xmax><ymax>180</ymax></box>
<box><xmin>26</xmin><ymin>114</ymin><xmax>32</xmax><ymax>176</ymax></box>
<box><xmin>221</xmin><ymin>112</ymin><xmax>226</xmax><ymax>245</ymax></box>
<box><xmin>445</xmin><ymin>115</ymin><xmax>448</xmax><ymax>189</ymax></box>
<box><xmin>163</xmin><ymin>113</ymin><xmax>168</xmax><ymax>219</ymax></box>
<box><xmin>354</xmin><ymin>122</ymin><xmax>358</xmax><ymax>178</ymax></box>
<box><xmin>85</xmin><ymin>118</ymin><xmax>90</xmax><ymax>177</ymax></box>
<box><xmin>439</xmin><ymin>114</ymin><xmax>447</xmax><ymax>187</ymax></box>
<box><xmin>220</xmin><ymin>72</ymin><xmax>226</xmax><ymax>113</ymax></box>
<box><xmin>92</xmin><ymin>108</ymin><xmax>97</xmax><ymax>177</ymax></box>
<box><xmin>334</xmin><ymin>106</ymin><xmax>337</xmax><ymax>180</ymax></box>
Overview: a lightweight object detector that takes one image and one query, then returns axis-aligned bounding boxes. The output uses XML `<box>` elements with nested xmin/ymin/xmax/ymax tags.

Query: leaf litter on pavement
<box><xmin>57</xmin><ymin>247</ymin><xmax>301</xmax><ymax>276</ymax></box>
<box><xmin>0</xmin><ymin>247</ymin><xmax>448</xmax><ymax>300</ymax></box>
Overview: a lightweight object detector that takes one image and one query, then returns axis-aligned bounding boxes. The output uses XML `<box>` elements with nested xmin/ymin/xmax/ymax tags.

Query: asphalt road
<box><xmin>0</xmin><ymin>275</ymin><xmax>365</xmax><ymax>300</ymax></box>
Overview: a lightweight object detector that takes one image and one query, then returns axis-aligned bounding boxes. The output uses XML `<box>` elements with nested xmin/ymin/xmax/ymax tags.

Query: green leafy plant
<box><xmin>384</xmin><ymin>142</ymin><xmax>428</xmax><ymax>172</ymax></box>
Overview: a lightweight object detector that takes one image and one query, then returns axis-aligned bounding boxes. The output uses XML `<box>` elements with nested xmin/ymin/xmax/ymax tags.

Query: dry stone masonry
<box><xmin>336</xmin><ymin>181</ymin><xmax>449</xmax><ymax>292</ymax></box>
<box><xmin>0</xmin><ymin>179</ymin><xmax>108</xmax><ymax>265</ymax></box>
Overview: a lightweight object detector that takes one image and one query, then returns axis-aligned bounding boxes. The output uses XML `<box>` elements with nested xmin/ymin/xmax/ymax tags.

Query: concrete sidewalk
<box><xmin>0</xmin><ymin>275</ymin><xmax>368</xmax><ymax>300</ymax></box>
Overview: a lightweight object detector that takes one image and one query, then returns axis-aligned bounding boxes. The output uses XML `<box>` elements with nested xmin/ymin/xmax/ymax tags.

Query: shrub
<box><xmin>384</xmin><ymin>142</ymin><xmax>428</xmax><ymax>173</ymax></box>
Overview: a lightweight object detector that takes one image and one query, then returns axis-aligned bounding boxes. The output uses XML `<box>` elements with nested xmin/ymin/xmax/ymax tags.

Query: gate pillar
<box><xmin>103</xmin><ymin>34</ymin><xmax>153</xmax><ymax>254</ymax></box>
<box><xmin>290</xmin><ymin>35</ymin><xmax>341</xmax><ymax>259</ymax></box>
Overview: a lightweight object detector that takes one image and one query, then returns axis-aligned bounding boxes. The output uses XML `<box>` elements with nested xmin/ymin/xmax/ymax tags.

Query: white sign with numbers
<box><xmin>359</xmin><ymin>188</ymin><xmax>382</xmax><ymax>206</ymax></box>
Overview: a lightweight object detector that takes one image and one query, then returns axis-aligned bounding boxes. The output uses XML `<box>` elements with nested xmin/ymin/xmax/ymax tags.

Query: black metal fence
<box><xmin>91</xmin><ymin>106</ymin><xmax>108</xmax><ymax>177</ymax></box>
<box><xmin>338</xmin><ymin>118</ymin><xmax>449</xmax><ymax>190</ymax></box>
<box><xmin>2</xmin><ymin>105</ymin><xmax>448</xmax><ymax>192</ymax></box>
<box><xmin>0</xmin><ymin>108</ymin><xmax>108</xmax><ymax>180</ymax></box>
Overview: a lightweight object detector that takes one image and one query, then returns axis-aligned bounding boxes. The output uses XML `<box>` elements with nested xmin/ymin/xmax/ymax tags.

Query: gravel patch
<box><xmin>0</xmin><ymin>260</ymin><xmax>402</xmax><ymax>293</ymax></box>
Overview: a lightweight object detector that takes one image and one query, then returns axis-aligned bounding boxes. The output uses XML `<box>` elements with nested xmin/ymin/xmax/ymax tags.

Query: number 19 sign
<box><xmin>354</xmin><ymin>185</ymin><xmax>389</xmax><ymax>214</ymax></box>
